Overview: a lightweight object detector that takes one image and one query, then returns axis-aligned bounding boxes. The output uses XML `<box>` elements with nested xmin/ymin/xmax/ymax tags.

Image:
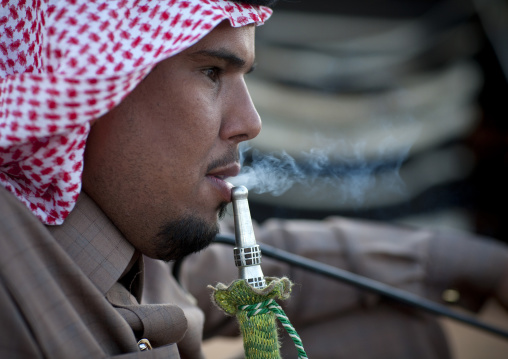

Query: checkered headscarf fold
<box><xmin>0</xmin><ymin>0</ymin><xmax>272</xmax><ymax>225</ymax></box>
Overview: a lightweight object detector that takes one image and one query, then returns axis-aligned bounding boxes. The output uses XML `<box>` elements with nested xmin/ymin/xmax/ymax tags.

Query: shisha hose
<box><xmin>209</xmin><ymin>186</ymin><xmax>308</xmax><ymax>359</ymax></box>
<box><xmin>212</xmin><ymin>237</ymin><xmax>508</xmax><ymax>341</ymax></box>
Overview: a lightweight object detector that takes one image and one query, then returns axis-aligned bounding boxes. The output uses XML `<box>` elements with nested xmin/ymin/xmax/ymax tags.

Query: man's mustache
<box><xmin>206</xmin><ymin>148</ymin><xmax>240</xmax><ymax>173</ymax></box>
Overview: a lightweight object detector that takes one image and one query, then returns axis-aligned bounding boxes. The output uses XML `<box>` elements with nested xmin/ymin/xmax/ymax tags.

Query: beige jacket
<box><xmin>1</xmin><ymin>185</ymin><xmax>507</xmax><ymax>358</ymax></box>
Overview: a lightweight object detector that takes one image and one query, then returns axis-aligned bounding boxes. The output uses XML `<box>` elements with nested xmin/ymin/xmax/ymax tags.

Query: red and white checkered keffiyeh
<box><xmin>0</xmin><ymin>0</ymin><xmax>272</xmax><ymax>225</ymax></box>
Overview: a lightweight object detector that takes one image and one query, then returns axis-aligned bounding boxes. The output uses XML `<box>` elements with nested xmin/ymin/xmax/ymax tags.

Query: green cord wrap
<box><xmin>239</xmin><ymin>299</ymin><xmax>308</xmax><ymax>359</ymax></box>
<box><xmin>209</xmin><ymin>277</ymin><xmax>307</xmax><ymax>359</ymax></box>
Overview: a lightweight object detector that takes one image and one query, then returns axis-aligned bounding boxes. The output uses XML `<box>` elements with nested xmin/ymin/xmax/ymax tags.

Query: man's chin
<box><xmin>154</xmin><ymin>208</ymin><xmax>226</xmax><ymax>262</ymax></box>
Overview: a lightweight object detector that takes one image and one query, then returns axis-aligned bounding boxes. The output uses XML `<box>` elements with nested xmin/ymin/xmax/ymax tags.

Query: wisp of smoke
<box><xmin>230</xmin><ymin>138</ymin><xmax>412</xmax><ymax>206</ymax></box>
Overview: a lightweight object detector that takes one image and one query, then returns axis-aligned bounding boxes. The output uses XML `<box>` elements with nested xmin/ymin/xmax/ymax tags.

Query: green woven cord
<box><xmin>210</xmin><ymin>277</ymin><xmax>293</xmax><ymax>359</ymax></box>
<box><xmin>240</xmin><ymin>299</ymin><xmax>308</xmax><ymax>359</ymax></box>
<box><xmin>237</xmin><ymin>300</ymin><xmax>279</xmax><ymax>358</ymax></box>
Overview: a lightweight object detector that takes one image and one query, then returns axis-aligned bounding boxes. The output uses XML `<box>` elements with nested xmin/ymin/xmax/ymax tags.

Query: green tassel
<box><xmin>210</xmin><ymin>277</ymin><xmax>307</xmax><ymax>359</ymax></box>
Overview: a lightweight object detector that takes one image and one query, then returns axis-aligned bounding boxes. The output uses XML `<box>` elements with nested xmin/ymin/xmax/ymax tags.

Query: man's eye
<box><xmin>203</xmin><ymin>67</ymin><xmax>221</xmax><ymax>82</ymax></box>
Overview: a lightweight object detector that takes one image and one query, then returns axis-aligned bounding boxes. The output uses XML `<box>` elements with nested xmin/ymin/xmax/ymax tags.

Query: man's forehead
<box><xmin>191</xmin><ymin>21</ymin><xmax>255</xmax><ymax>48</ymax></box>
<box><xmin>184</xmin><ymin>22</ymin><xmax>256</xmax><ymax>63</ymax></box>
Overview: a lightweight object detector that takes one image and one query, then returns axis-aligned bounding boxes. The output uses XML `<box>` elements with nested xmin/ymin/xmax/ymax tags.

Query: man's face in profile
<box><xmin>82</xmin><ymin>21</ymin><xmax>261</xmax><ymax>261</ymax></box>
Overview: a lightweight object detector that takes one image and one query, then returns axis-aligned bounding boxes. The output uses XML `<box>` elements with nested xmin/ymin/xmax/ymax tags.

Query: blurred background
<box><xmin>229</xmin><ymin>0</ymin><xmax>508</xmax><ymax>244</ymax></box>
<box><xmin>221</xmin><ymin>0</ymin><xmax>508</xmax><ymax>358</ymax></box>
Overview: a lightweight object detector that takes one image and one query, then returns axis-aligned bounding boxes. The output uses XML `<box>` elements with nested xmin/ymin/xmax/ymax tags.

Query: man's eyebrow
<box><xmin>189</xmin><ymin>49</ymin><xmax>255</xmax><ymax>72</ymax></box>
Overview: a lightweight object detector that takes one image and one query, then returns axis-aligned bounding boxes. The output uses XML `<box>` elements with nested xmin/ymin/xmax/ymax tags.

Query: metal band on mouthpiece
<box><xmin>231</xmin><ymin>186</ymin><xmax>266</xmax><ymax>289</ymax></box>
<box><xmin>234</xmin><ymin>245</ymin><xmax>262</xmax><ymax>267</ymax></box>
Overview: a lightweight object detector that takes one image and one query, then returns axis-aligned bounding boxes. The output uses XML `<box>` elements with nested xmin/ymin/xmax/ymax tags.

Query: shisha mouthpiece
<box><xmin>213</xmin><ymin>186</ymin><xmax>306</xmax><ymax>359</ymax></box>
<box><xmin>231</xmin><ymin>186</ymin><xmax>266</xmax><ymax>289</ymax></box>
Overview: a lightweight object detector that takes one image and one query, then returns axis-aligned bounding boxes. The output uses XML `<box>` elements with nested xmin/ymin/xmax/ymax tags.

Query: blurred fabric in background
<box><xmin>234</xmin><ymin>0</ymin><xmax>508</xmax><ymax>242</ymax></box>
<box><xmin>216</xmin><ymin>2</ymin><xmax>508</xmax><ymax>358</ymax></box>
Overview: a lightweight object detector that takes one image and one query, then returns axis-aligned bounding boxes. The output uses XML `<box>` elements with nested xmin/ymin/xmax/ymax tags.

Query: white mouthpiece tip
<box><xmin>232</xmin><ymin>186</ymin><xmax>248</xmax><ymax>200</ymax></box>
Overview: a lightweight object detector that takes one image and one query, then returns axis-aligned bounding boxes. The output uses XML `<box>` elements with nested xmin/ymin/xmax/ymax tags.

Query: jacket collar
<box><xmin>46</xmin><ymin>191</ymin><xmax>138</xmax><ymax>297</ymax></box>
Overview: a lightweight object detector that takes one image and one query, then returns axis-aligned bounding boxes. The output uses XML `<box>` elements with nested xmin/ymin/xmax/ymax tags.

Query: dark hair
<box><xmin>230</xmin><ymin>0</ymin><xmax>278</xmax><ymax>6</ymax></box>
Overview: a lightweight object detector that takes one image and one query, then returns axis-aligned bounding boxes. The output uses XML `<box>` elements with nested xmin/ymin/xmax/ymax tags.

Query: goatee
<box><xmin>155</xmin><ymin>202</ymin><xmax>228</xmax><ymax>261</ymax></box>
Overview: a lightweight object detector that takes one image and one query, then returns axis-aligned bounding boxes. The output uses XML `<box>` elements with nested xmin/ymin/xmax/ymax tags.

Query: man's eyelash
<box><xmin>203</xmin><ymin>67</ymin><xmax>222</xmax><ymax>82</ymax></box>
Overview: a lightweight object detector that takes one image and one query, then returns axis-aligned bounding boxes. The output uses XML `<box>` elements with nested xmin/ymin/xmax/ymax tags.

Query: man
<box><xmin>1</xmin><ymin>1</ymin><xmax>507</xmax><ymax>359</ymax></box>
<box><xmin>81</xmin><ymin>18</ymin><xmax>261</xmax><ymax>263</ymax></box>
<box><xmin>1</xmin><ymin>1</ymin><xmax>273</xmax><ymax>358</ymax></box>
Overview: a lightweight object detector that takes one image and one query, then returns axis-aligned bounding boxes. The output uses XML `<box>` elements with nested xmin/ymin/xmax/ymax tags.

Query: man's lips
<box><xmin>206</xmin><ymin>162</ymin><xmax>241</xmax><ymax>202</ymax></box>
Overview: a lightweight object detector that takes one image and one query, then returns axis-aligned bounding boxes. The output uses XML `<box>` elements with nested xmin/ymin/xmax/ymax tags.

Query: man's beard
<box><xmin>154</xmin><ymin>203</ymin><xmax>228</xmax><ymax>262</ymax></box>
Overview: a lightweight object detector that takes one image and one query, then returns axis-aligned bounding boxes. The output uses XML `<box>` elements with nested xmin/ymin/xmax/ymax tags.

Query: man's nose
<box><xmin>221</xmin><ymin>79</ymin><xmax>262</xmax><ymax>143</ymax></box>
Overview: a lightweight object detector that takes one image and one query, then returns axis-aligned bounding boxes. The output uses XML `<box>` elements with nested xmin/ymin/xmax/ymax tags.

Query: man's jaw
<box><xmin>155</xmin><ymin>213</ymin><xmax>220</xmax><ymax>262</ymax></box>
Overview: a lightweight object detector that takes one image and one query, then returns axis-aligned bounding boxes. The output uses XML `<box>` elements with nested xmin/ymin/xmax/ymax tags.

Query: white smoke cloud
<box><xmin>230</xmin><ymin>134</ymin><xmax>413</xmax><ymax>206</ymax></box>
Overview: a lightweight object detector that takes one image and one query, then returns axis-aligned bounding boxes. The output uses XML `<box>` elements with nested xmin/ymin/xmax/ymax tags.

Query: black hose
<box><xmin>214</xmin><ymin>234</ymin><xmax>508</xmax><ymax>340</ymax></box>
